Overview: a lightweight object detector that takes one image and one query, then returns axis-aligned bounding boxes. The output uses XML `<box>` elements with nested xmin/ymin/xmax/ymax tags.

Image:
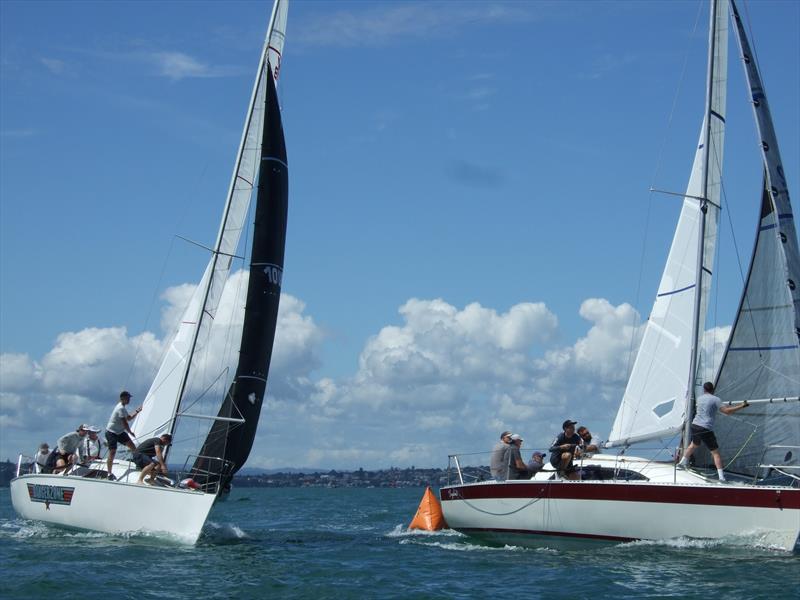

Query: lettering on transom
<box><xmin>27</xmin><ymin>483</ymin><xmax>75</xmax><ymax>506</ymax></box>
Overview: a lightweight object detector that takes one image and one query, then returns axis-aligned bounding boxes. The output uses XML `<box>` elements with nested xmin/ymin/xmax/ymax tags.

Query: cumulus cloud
<box><xmin>0</xmin><ymin>271</ymin><xmax>323</xmax><ymax>461</ymax></box>
<box><xmin>2</xmin><ymin>287</ymin><xmax>732</xmax><ymax>470</ymax></box>
<box><xmin>259</xmin><ymin>297</ymin><xmax>640</xmax><ymax>469</ymax></box>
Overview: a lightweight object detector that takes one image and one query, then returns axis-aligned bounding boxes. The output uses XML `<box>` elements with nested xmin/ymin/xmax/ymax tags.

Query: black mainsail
<box><xmin>192</xmin><ymin>63</ymin><xmax>288</xmax><ymax>490</ymax></box>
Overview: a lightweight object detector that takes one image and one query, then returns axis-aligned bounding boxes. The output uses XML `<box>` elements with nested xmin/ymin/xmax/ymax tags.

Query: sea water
<box><xmin>1</xmin><ymin>486</ymin><xmax>797</xmax><ymax>599</ymax></box>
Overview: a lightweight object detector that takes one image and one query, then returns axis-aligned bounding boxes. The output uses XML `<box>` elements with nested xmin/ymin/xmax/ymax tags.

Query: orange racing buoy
<box><xmin>408</xmin><ymin>486</ymin><xmax>448</xmax><ymax>531</ymax></box>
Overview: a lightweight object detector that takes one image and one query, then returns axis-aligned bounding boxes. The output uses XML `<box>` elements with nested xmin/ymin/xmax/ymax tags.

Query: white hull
<box><xmin>441</xmin><ymin>456</ymin><xmax>800</xmax><ymax>551</ymax></box>
<box><xmin>10</xmin><ymin>470</ymin><xmax>216</xmax><ymax>544</ymax></box>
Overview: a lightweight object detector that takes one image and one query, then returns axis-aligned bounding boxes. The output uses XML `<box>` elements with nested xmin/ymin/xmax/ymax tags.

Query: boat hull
<box><xmin>440</xmin><ymin>480</ymin><xmax>800</xmax><ymax>551</ymax></box>
<box><xmin>10</xmin><ymin>473</ymin><xmax>216</xmax><ymax>544</ymax></box>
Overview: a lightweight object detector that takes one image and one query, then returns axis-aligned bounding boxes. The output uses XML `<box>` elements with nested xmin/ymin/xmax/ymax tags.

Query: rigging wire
<box><xmin>123</xmin><ymin>234</ymin><xmax>178</xmax><ymax>390</ymax></box>
<box><xmin>124</xmin><ymin>157</ymin><xmax>213</xmax><ymax>392</ymax></box>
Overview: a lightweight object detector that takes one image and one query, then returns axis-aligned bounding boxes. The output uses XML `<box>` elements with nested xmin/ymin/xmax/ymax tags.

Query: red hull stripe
<box><xmin>440</xmin><ymin>482</ymin><xmax>800</xmax><ymax>509</ymax></box>
<box><xmin>458</xmin><ymin>527</ymin><xmax>637</xmax><ymax>543</ymax></box>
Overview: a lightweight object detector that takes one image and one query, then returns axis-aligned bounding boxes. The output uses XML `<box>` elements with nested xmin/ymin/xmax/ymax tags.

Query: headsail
<box><xmin>695</xmin><ymin>0</ymin><xmax>800</xmax><ymax>476</ymax></box>
<box><xmin>191</xmin><ymin>56</ymin><xmax>288</xmax><ymax>489</ymax></box>
<box><xmin>132</xmin><ymin>0</ymin><xmax>289</xmax><ymax>442</ymax></box>
<box><xmin>608</xmin><ymin>0</ymin><xmax>729</xmax><ymax>447</ymax></box>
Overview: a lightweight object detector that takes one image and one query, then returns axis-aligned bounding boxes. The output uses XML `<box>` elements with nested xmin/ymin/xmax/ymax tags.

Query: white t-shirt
<box><xmin>78</xmin><ymin>437</ymin><xmax>104</xmax><ymax>461</ymax></box>
<box><xmin>106</xmin><ymin>403</ymin><xmax>130</xmax><ymax>434</ymax></box>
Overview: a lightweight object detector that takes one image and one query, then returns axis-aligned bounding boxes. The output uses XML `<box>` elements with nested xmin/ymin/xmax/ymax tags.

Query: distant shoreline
<box><xmin>1</xmin><ymin>460</ymin><xmax>489</xmax><ymax>488</ymax></box>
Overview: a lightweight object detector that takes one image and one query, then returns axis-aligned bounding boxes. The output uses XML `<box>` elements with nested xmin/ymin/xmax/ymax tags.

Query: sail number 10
<box><xmin>263</xmin><ymin>264</ymin><xmax>283</xmax><ymax>287</ymax></box>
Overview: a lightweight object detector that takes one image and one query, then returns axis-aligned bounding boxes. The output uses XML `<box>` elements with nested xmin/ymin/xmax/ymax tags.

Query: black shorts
<box><xmin>550</xmin><ymin>450</ymin><xmax>576</xmax><ymax>471</ymax></box>
<box><xmin>690</xmin><ymin>424</ymin><xmax>719</xmax><ymax>451</ymax></box>
<box><xmin>105</xmin><ymin>430</ymin><xmax>131</xmax><ymax>450</ymax></box>
<box><xmin>132</xmin><ymin>452</ymin><xmax>157</xmax><ymax>470</ymax></box>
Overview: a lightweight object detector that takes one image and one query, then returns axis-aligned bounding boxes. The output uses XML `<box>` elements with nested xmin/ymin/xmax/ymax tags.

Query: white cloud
<box><xmin>0</xmin><ymin>272</ymin><xmax>323</xmax><ymax>461</ymax></box>
<box><xmin>3</xmin><ymin>289</ymin><xmax>733</xmax><ymax>470</ymax></box>
<box><xmin>0</xmin><ymin>353</ymin><xmax>39</xmax><ymax>389</ymax></box>
<box><xmin>296</xmin><ymin>2</ymin><xmax>537</xmax><ymax>48</ymax></box>
<box><xmin>144</xmin><ymin>51</ymin><xmax>244</xmax><ymax>81</ymax></box>
<box><xmin>40</xmin><ymin>57</ymin><xmax>67</xmax><ymax>74</ymax></box>
<box><xmin>149</xmin><ymin>52</ymin><xmax>214</xmax><ymax>80</ymax></box>
<box><xmin>700</xmin><ymin>325</ymin><xmax>731</xmax><ymax>381</ymax></box>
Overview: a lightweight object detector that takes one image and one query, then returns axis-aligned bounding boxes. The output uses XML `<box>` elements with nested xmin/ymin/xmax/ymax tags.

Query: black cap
<box><xmin>562</xmin><ymin>419</ymin><xmax>577</xmax><ymax>429</ymax></box>
<box><xmin>120</xmin><ymin>391</ymin><xmax>132</xmax><ymax>398</ymax></box>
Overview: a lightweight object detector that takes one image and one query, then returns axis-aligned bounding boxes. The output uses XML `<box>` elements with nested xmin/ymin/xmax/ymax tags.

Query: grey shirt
<box><xmin>57</xmin><ymin>432</ymin><xmax>83</xmax><ymax>455</ymax></box>
<box><xmin>106</xmin><ymin>402</ymin><xmax>130</xmax><ymax>434</ymax></box>
<box><xmin>693</xmin><ymin>393</ymin><xmax>722</xmax><ymax>430</ymax></box>
<box><xmin>507</xmin><ymin>445</ymin><xmax>528</xmax><ymax>479</ymax></box>
<box><xmin>490</xmin><ymin>441</ymin><xmax>510</xmax><ymax>480</ymax></box>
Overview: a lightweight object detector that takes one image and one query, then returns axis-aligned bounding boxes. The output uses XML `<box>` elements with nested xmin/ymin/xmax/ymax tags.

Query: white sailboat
<box><xmin>440</xmin><ymin>0</ymin><xmax>800</xmax><ymax>551</ymax></box>
<box><xmin>10</xmin><ymin>0</ymin><xmax>290</xmax><ymax>544</ymax></box>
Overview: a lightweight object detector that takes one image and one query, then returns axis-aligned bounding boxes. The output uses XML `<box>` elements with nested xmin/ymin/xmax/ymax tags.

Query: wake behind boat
<box><xmin>10</xmin><ymin>0</ymin><xmax>290</xmax><ymax>544</ymax></box>
<box><xmin>441</xmin><ymin>0</ymin><xmax>799</xmax><ymax>551</ymax></box>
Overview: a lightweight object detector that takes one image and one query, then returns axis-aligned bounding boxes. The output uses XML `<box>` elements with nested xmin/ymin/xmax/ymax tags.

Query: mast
<box><xmin>681</xmin><ymin>0</ymin><xmax>726</xmax><ymax>451</ymax></box>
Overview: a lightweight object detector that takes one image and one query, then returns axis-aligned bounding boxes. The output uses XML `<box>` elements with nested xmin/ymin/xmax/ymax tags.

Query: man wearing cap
<box><xmin>507</xmin><ymin>434</ymin><xmax>531</xmax><ymax>480</ymax></box>
<box><xmin>105</xmin><ymin>391</ymin><xmax>142</xmax><ymax>480</ymax></box>
<box><xmin>549</xmin><ymin>420</ymin><xmax>583</xmax><ymax>480</ymax></box>
<box><xmin>46</xmin><ymin>425</ymin><xmax>89</xmax><ymax>473</ymax></box>
<box><xmin>78</xmin><ymin>426</ymin><xmax>105</xmax><ymax>463</ymax></box>
<box><xmin>527</xmin><ymin>451</ymin><xmax>546</xmax><ymax>474</ymax></box>
<box><xmin>490</xmin><ymin>431</ymin><xmax>512</xmax><ymax>480</ymax></box>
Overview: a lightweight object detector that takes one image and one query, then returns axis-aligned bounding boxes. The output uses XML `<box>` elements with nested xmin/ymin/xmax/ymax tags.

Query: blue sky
<box><xmin>1</xmin><ymin>0</ymin><xmax>798</xmax><ymax>469</ymax></box>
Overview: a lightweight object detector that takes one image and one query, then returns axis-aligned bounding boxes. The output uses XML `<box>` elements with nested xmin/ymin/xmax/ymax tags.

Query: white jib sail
<box><xmin>133</xmin><ymin>0</ymin><xmax>289</xmax><ymax>440</ymax></box>
<box><xmin>609</xmin><ymin>0</ymin><xmax>728</xmax><ymax>447</ymax></box>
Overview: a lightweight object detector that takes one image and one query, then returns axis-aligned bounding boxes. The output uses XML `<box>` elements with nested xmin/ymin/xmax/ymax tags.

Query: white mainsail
<box><xmin>608</xmin><ymin>0</ymin><xmax>728</xmax><ymax>447</ymax></box>
<box><xmin>698</xmin><ymin>0</ymin><xmax>800</xmax><ymax>476</ymax></box>
<box><xmin>133</xmin><ymin>0</ymin><xmax>289</xmax><ymax>440</ymax></box>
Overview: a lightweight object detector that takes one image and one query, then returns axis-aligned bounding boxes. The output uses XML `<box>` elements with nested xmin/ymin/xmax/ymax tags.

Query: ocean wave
<box><xmin>618</xmin><ymin>532</ymin><xmax>795</xmax><ymax>553</ymax></box>
<box><xmin>385</xmin><ymin>524</ymin><xmax>462</xmax><ymax>538</ymax></box>
<box><xmin>0</xmin><ymin>518</ymin><xmax>182</xmax><ymax>544</ymax></box>
<box><xmin>396</xmin><ymin>538</ymin><xmax>557</xmax><ymax>554</ymax></box>
<box><xmin>202</xmin><ymin>520</ymin><xmax>249</xmax><ymax>541</ymax></box>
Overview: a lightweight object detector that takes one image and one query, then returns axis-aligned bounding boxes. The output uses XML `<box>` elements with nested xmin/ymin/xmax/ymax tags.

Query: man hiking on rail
<box><xmin>677</xmin><ymin>382</ymin><xmax>749</xmax><ymax>482</ymax></box>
